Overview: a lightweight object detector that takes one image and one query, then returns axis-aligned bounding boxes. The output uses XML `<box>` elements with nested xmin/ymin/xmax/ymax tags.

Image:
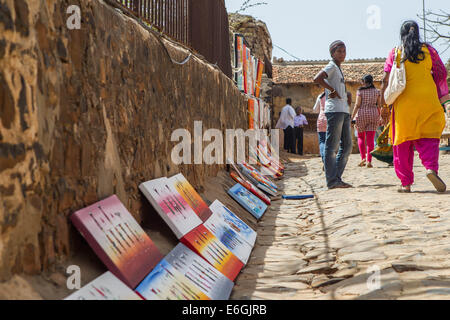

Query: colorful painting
<box><xmin>70</xmin><ymin>195</ymin><xmax>164</xmax><ymax>289</ymax></box>
<box><xmin>139</xmin><ymin>178</ymin><xmax>202</xmax><ymax>239</ymax></box>
<box><xmin>209</xmin><ymin>200</ymin><xmax>257</xmax><ymax>247</ymax></box>
<box><xmin>135</xmin><ymin>259</ymin><xmax>209</xmax><ymax>300</ymax></box>
<box><xmin>248</xmin><ymin>98</ymin><xmax>255</xmax><ymax>130</ymax></box>
<box><xmin>230</xmin><ymin>171</ymin><xmax>271</xmax><ymax>205</ymax></box>
<box><xmin>254</xmin><ymin>99</ymin><xmax>259</xmax><ymax>129</ymax></box>
<box><xmin>241</xmin><ymin>161</ymin><xmax>279</xmax><ymax>189</ymax></box>
<box><xmin>167</xmin><ymin>173</ymin><xmax>212</xmax><ymax>222</ymax></box>
<box><xmin>255</xmin><ymin>60</ymin><xmax>264</xmax><ymax>98</ymax></box>
<box><xmin>234</xmin><ymin>34</ymin><xmax>245</xmax><ymax>92</ymax></box>
<box><xmin>204</xmin><ymin>209</ymin><xmax>253</xmax><ymax>265</ymax></box>
<box><xmin>165</xmin><ymin>243</ymin><xmax>234</xmax><ymax>300</ymax></box>
<box><xmin>227</xmin><ymin>183</ymin><xmax>268</xmax><ymax>220</ymax></box>
<box><xmin>181</xmin><ymin>225</ymin><xmax>244</xmax><ymax>282</ymax></box>
<box><xmin>247</xmin><ymin>51</ymin><xmax>254</xmax><ymax>95</ymax></box>
<box><xmin>65</xmin><ymin>272</ymin><xmax>143</xmax><ymax>300</ymax></box>
<box><xmin>238</xmin><ymin>163</ymin><xmax>277</xmax><ymax>196</ymax></box>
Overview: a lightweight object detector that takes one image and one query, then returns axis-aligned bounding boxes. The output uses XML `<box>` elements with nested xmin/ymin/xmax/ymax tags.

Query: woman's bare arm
<box><xmin>351</xmin><ymin>95</ymin><xmax>362</xmax><ymax>120</ymax></box>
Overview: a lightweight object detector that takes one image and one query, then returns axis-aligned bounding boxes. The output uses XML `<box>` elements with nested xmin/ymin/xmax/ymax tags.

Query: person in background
<box><xmin>276</xmin><ymin>98</ymin><xmax>296</xmax><ymax>153</ymax></box>
<box><xmin>294</xmin><ymin>107</ymin><xmax>308</xmax><ymax>155</ymax></box>
<box><xmin>314</xmin><ymin>40</ymin><xmax>353</xmax><ymax>189</ymax></box>
<box><xmin>313</xmin><ymin>92</ymin><xmax>327</xmax><ymax>163</ymax></box>
<box><xmin>351</xmin><ymin>74</ymin><xmax>382</xmax><ymax>168</ymax></box>
<box><xmin>382</xmin><ymin>20</ymin><xmax>448</xmax><ymax>193</ymax></box>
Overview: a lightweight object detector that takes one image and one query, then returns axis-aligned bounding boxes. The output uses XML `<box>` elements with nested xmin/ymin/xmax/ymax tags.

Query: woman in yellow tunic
<box><xmin>381</xmin><ymin>20</ymin><xmax>448</xmax><ymax>193</ymax></box>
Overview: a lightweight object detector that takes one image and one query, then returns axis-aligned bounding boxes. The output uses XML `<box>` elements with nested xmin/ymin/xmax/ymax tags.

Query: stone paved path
<box><xmin>231</xmin><ymin>153</ymin><xmax>450</xmax><ymax>300</ymax></box>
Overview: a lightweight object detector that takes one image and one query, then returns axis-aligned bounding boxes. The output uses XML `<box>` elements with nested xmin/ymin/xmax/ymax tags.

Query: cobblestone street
<box><xmin>232</xmin><ymin>153</ymin><xmax>450</xmax><ymax>300</ymax></box>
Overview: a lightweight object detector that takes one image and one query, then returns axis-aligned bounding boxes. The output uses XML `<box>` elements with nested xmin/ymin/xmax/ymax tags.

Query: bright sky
<box><xmin>225</xmin><ymin>0</ymin><xmax>450</xmax><ymax>63</ymax></box>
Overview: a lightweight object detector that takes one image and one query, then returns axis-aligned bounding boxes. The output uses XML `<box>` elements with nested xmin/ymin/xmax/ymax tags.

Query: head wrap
<box><xmin>329</xmin><ymin>40</ymin><xmax>345</xmax><ymax>55</ymax></box>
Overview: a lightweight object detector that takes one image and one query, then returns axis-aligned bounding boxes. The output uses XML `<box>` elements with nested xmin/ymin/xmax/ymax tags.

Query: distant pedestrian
<box><xmin>314</xmin><ymin>40</ymin><xmax>353</xmax><ymax>189</ymax></box>
<box><xmin>313</xmin><ymin>92</ymin><xmax>327</xmax><ymax>163</ymax></box>
<box><xmin>294</xmin><ymin>107</ymin><xmax>308</xmax><ymax>155</ymax></box>
<box><xmin>382</xmin><ymin>20</ymin><xmax>448</xmax><ymax>193</ymax></box>
<box><xmin>351</xmin><ymin>74</ymin><xmax>381</xmax><ymax>168</ymax></box>
<box><xmin>276</xmin><ymin>98</ymin><xmax>296</xmax><ymax>153</ymax></box>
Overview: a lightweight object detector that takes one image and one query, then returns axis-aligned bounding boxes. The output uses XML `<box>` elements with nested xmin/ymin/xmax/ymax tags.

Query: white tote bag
<box><xmin>384</xmin><ymin>46</ymin><xmax>406</xmax><ymax>105</ymax></box>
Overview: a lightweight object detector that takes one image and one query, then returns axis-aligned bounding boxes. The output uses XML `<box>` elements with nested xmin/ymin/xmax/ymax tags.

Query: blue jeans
<box><xmin>324</xmin><ymin>112</ymin><xmax>353</xmax><ymax>187</ymax></box>
<box><xmin>318</xmin><ymin>132</ymin><xmax>326</xmax><ymax>163</ymax></box>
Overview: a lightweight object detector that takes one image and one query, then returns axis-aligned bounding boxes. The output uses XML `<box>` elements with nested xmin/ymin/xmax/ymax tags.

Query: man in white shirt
<box><xmin>276</xmin><ymin>98</ymin><xmax>296</xmax><ymax>153</ymax></box>
<box><xmin>294</xmin><ymin>107</ymin><xmax>308</xmax><ymax>155</ymax></box>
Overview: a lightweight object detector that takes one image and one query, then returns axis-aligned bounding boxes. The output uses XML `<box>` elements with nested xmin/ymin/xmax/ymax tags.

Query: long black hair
<box><xmin>359</xmin><ymin>74</ymin><xmax>375</xmax><ymax>90</ymax></box>
<box><xmin>400</xmin><ymin>20</ymin><xmax>425</xmax><ymax>63</ymax></box>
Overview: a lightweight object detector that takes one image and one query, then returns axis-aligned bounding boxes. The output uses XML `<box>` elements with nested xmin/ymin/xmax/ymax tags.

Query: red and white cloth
<box><xmin>355</xmin><ymin>88</ymin><xmax>381</xmax><ymax>132</ymax></box>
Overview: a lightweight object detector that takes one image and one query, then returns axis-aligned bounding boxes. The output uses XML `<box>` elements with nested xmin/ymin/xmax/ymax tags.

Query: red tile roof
<box><xmin>273</xmin><ymin>60</ymin><xmax>386</xmax><ymax>84</ymax></box>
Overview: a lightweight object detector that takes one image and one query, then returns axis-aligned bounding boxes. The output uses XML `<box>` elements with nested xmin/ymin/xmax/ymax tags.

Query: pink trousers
<box><xmin>358</xmin><ymin>131</ymin><xmax>376</xmax><ymax>162</ymax></box>
<box><xmin>393</xmin><ymin>139</ymin><xmax>440</xmax><ymax>186</ymax></box>
<box><xmin>392</xmin><ymin>110</ymin><xmax>440</xmax><ymax>186</ymax></box>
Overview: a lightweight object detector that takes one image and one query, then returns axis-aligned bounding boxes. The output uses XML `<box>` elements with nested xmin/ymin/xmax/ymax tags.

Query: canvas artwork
<box><xmin>65</xmin><ymin>271</ymin><xmax>143</xmax><ymax>300</ymax></box>
<box><xmin>139</xmin><ymin>178</ymin><xmax>203</xmax><ymax>239</ymax></box>
<box><xmin>238</xmin><ymin>163</ymin><xmax>277</xmax><ymax>196</ymax></box>
<box><xmin>209</xmin><ymin>200</ymin><xmax>257</xmax><ymax>247</ymax></box>
<box><xmin>165</xmin><ymin>243</ymin><xmax>234</xmax><ymax>300</ymax></box>
<box><xmin>255</xmin><ymin>60</ymin><xmax>264</xmax><ymax>98</ymax></box>
<box><xmin>259</xmin><ymin>99</ymin><xmax>265</xmax><ymax>129</ymax></box>
<box><xmin>135</xmin><ymin>259</ymin><xmax>210</xmax><ymax>300</ymax></box>
<box><xmin>230</xmin><ymin>171</ymin><xmax>271</xmax><ymax>205</ymax></box>
<box><xmin>257</xmin><ymin>144</ymin><xmax>284</xmax><ymax>173</ymax></box>
<box><xmin>242</xmin><ymin>42</ymin><xmax>248</xmax><ymax>94</ymax></box>
<box><xmin>234</xmin><ymin>34</ymin><xmax>245</xmax><ymax>92</ymax></box>
<box><xmin>248</xmin><ymin>152</ymin><xmax>282</xmax><ymax>178</ymax></box>
<box><xmin>227</xmin><ymin>183</ymin><xmax>268</xmax><ymax>220</ymax></box>
<box><xmin>241</xmin><ymin>161</ymin><xmax>279</xmax><ymax>189</ymax></box>
<box><xmin>247</xmin><ymin>52</ymin><xmax>254</xmax><ymax>95</ymax></box>
<box><xmin>167</xmin><ymin>173</ymin><xmax>213</xmax><ymax>222</ymax></box>
<box><xmin>254</xmin><ymin>98</ymin><xmax>260</xmax><ymax>129</ymax></box>
<box><xmin>203</xmin><ymin>209</ymin><xmax>253</xmax><ymax>265</ymax></box>
<box><xmin>252</xmin><ymin>57</ymin><xmax>258</xmax><ymax>96</ymax></box>
<box><xmin>70</xmin><ymin>195</ymin><xmax>164</xmax><ymax>288</ymax></box>
<box><xmin>181</xmin><ymin>224</ymin><xmax>244</xmax><ymax>282</ymax></box>
<box><xmin>248</xmin><ymin>99</ymin><xmax>255</xmax><ymax>130</ymax></box>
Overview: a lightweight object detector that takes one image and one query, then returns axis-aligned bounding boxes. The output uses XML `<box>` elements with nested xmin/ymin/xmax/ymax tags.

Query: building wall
<box><xmin>0</xmin><ymin>0</ymin><xmax>247</xmax><ymax>280</ymax></box>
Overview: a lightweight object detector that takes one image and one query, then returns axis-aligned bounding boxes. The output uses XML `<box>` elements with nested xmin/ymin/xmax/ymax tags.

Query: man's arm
<box><xmin>303</xmin><ymin>115</ymin><xmax>308</xmax><ymax>126</ymax></box>
<box><xmin>289</xmin><ymin>107</ymin><xmax>296</xmax><ymax>118</ymax></box>
<box><xmin>313</xmin><ymin>71</ymin><xmax>341</xmax><ymax>99</ymax></box>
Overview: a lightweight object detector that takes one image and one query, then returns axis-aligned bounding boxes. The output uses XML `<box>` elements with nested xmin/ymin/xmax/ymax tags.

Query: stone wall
<box><xmin>228</xmin><ymin>13</ymin><xmax>272</xmax><ymax>63</ymax></box>
<box><xmin>0</xmin><ymin>0</ymin><xmax>247</xmax><ymax>281</ymax></box>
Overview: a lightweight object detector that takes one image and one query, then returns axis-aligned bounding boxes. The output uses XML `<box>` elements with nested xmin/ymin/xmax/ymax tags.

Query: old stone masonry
<box><xmin>231</xmin><ymin>153</ymin><xmax>450</xmax><ymax>300</ymax></box>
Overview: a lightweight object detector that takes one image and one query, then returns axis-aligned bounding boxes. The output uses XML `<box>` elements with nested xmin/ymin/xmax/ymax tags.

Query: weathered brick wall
<box><xmin>0</xmin><ymin>0</ymin><xmax>247</xmax><ymax>281</ymax></box>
